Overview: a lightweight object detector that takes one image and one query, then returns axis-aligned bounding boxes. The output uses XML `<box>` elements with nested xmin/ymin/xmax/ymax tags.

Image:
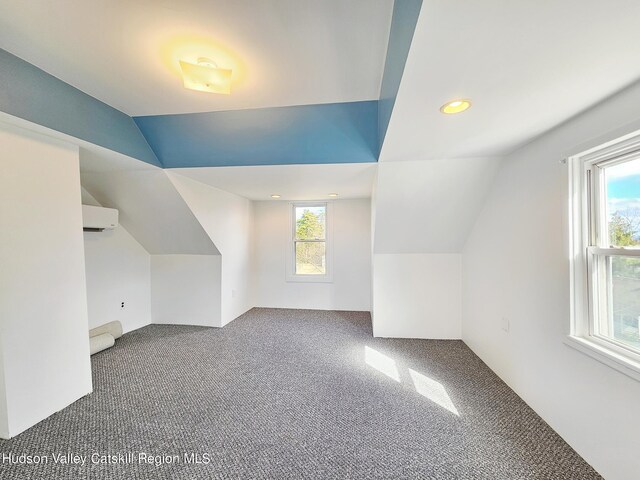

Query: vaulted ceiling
<box><xmin>0</xmin><ymin>0</ymin><xmax>393</xmax><ymax>116</ymax></box>
<box><xmin>4</xmin><ymin>0</ymin><xmax>640</xmax><ymax>256</ymax></box>
<box><xmin>2</xmin><ymin>0</ymin><xmax>640</xmax><ymax>171</ymax></box>
<box><xmin>381</xmin><ymin>0</ymin><xmax>640</xmax><ymax>161</ymax></box>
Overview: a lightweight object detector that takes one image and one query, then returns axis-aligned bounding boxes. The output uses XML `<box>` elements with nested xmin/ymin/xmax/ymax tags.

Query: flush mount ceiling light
<box><xmin>328</xmin><ymin>193</ymin><xmax>339</xmax><ymax>198</ymax></box>
<box><xmin>440</xmin><ymin>99</ymin><xmax>471</xmax><ymax>114</ymax></box>
<box><xmin>270</xmin><ymin>194</ymin><xmax>281</xmax><ymax>199</ymax></box>
<box><xmin>179</xmin><ymin>57</ymin><xmax>232</xmax><ymax>94</ymax></box>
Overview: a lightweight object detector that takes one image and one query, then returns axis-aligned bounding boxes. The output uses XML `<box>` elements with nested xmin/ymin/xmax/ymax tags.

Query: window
<box><xmin>287</xmin><ymin>203</ymin><xmax>332</xmax><ymax>282</ymax></box>
<box><xmin>569</xmin><ymin>131</ymin><xmax>640</xmax><ymax>379</ymax></box>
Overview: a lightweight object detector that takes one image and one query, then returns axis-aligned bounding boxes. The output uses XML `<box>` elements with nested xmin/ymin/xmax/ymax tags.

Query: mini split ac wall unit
<box><xmin>82</xmin><ymin>205</ymin><xmax>118</xmax><ymax>232</ymax></box>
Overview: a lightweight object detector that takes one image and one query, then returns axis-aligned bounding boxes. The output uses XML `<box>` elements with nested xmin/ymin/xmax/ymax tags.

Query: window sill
<box><xmin>565</xmin><ymin>335</ymin><xmax>640</xmax><ymax>382</ymax></box>
<box><xmin>285</xmin><ymin>274</ymin><xmax>333</xmax><ymax>283</ymax></box>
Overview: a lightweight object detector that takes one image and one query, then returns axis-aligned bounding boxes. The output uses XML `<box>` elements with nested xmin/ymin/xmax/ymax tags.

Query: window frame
<box><xmin>286</xmin><ymin>201</ymin><xmax>333</xmax><ymax>283</ymax></box>
<box><xmin>568</xmin><ymin>130</ymin><xmax>640</xmax><ymax>381</ymax></box>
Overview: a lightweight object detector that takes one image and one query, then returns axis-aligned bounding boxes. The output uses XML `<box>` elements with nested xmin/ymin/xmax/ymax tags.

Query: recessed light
<box><xmin>270</xmin><ymin>194</ymin><xmax>281</xmax><ymax>199</ymax></box>
<box><xmin>179</xmin><ymin>57</ymin><xmax>232</xmax><ymax>94</ymax></box>
<box><xmin>440</xmin><ymin>99</ymin><xmax>471</xmax><ymax>114</ymax></box>
<box><xmin>328</xmin><ymin>193</ymin><xmax>339</xmax><ymax>198</ymax></box>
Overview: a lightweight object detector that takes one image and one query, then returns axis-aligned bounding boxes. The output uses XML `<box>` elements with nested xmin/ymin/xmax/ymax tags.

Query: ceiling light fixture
<box><xmin>328</xmin><ymin>193</ymin><xmax>339</xmax><ymax>198</ymax></box>
<box><xmin>179</xmin><ymin>57</ymin><xmax>232</xmax><ymax>94</ymax></box>
<box><xmin>440</xmin><ymin>99</ymin><xmax>471</xmax><ymax>114</ymax></box>
<box><xmin>270</xmin><ymin>194</ymin><xmax>281</xmax><ymax>199</ymax></box>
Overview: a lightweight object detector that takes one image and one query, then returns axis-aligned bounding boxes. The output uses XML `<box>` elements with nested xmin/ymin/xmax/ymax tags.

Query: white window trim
<box><xmin>286</xmin><ymin>201</ymin><xmax>333</xmax><ymax>283</ymax></box>
<box><xmin>567</xmin><ymin>129</ymin><xmax>640</xmax><ymax>382</ymax></box>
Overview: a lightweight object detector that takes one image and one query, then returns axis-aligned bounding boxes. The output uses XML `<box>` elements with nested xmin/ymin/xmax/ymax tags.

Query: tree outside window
<box><xmin>294</xmin><ymin>206</ymin><xmax>326</xmax><ymax>275</ymax></box>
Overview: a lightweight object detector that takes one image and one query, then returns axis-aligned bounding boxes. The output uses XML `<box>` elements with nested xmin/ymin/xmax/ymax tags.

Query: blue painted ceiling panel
<box><xmin>134</xmin><ymin>101</ymin><xmax>379</xmax><ymax>168</ymax></box>
<box><xmin>378</xmin><ymin>0</ymin><xmax>423</xmax><ymax>152</ymax></box>
<box><xmin>1</xmin><ymin>0</ymin><xmax>423</xmax><ymax>171</ymax></box>
<box><xmin>0</xmin><ymin>49</ymin><xmax>161</xmax><ymax>167</ymax></box>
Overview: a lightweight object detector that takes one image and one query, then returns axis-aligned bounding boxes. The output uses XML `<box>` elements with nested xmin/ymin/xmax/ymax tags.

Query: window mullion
<box><xmin>586</xmin><ymin>166</ymin><xmax>595</xmax><ymax>247</ymax></box>
<box><xmin>568</xmin><ymin>132</ymin><xmax>640</xmax><ymax>378</ymax></box>
<box><xmin>589</xmin><ymin>165</ymin><xmax>609</xmax><ymax>248</ymax></box>
<box><xmin>588</xmin><ymin>246</ymin><xmax>640</xmax><ymax>257</ymax></box>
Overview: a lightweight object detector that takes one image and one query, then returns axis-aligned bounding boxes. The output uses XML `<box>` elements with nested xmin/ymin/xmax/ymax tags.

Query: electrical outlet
<box><xmin>121</xmin><ymin>301</ymin><xmax>125</xmax><ymax>309</ymax></box>
<box><xmin>501</xmin><ymin>317</ymin><xmax>510</xmax><ymax>333</ymax></box>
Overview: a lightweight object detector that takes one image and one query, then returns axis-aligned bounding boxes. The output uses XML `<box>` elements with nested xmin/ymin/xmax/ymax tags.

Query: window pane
<box><xmin>295</xmin><ymin>241</ymin><xmax>326</xmax><ymax>275</ymax></box>
<box><xmin>605</xmin><ymin>157</ymin><xmax>640</xmax><ymax>247</ymax></box>
<box><xmin>596</xmin><ymin>255</ymin><xmax>640</xmax><ymax>351</ymax></box>
<box><xmin>295</xmin><ymin>206</ymin><xmax>325</xmax><ymax>240</ymax></box>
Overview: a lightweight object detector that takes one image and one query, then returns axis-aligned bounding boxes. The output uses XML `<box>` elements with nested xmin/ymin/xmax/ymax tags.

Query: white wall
<box><xmin>81</xmin><ymin>188</ymin><xmax>151</xmax><ymax>333</ymax></box>
<box><xmin>372</xmin><ymin>253</ymin><xmax>461</xmax><ymax>338</ymax></box>
<box><xmin>253</xmin><ymin>199</ymin><xmax>371</xmax><ymax>311</ymax></box>
<box><xmin>167</xmin><ymin>173</ymin><xmax>254</xmax><ymax>325</ymax></box>
<box><xmin>462</xmin><ymin>82</ymin><xmax>640</xmax><ymax>480</ymax></box>
<box><xmin>151</xmin><ymin>255</ymin><xmax>222</xmax><ymax>327</ymax></box>
<box><xmin>370</xmin><ymin>159</ymin><xmax>497</xmax><ymax>338</ymax></box>
<box><xmin>0</xmin><ymin>123</ymin><xmax>92</xmax><ymax>438</ymax></box>
<box><xmin>370</xmin><ymin>171</ymin><xmax>378</xmax><ymax>324</ymax></box>
<box><xmin>0</xmin><ymin>351</ymin><xmax>7</xmax><ymax>438</ymax></box>
<box><xmin>83</xmin><ymin>228</ymin><xmax>151</xmax><ymax>333</ymax></box>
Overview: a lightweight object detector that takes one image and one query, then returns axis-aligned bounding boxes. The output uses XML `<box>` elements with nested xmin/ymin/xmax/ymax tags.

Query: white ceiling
<box><xmin>82</xmin><ymin>168</ymin><xmax>220</xmax><ymax>255</ymax></box>
<box><xmin>0</xmin><ymin>0</ymin><xmax>393</xmax><ymax>116</ymax></box>
<box><xmin>169</xmin><ymin>163</ymin><xmax>377</xmax><ymax>201</ymax></box>
<box><xmin>374</xmin><ymin>158</ymin><xmax>502</xmax><ymax>254</ymax></box>
<box><xmin>381</xmin><ymin>0</ymin><xmax>640</xmax><ymax>161</ymax></box>
<box><xmin>5</xmin><ymin>0</ymin><xmax>640</xmax><ymax>164</ymax></box>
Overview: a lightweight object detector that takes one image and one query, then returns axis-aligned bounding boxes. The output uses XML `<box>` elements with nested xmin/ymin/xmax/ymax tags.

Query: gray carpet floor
<box><xmin>0</xmin><ymin>308</ymin><xmax>601</xmax><ymax>479</ymax></box>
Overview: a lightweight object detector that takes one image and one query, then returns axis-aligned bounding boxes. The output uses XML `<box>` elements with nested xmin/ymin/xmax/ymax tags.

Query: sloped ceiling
<box><xmin>381</xmin><ymin>0</ymin><xmax>640</xmax><ymax>162</ymax></box>
<box><xmin>0</xmin><ymin>49</ymin><xmax>160</xmax><ymax>167</ymax></box>
<box><xmin>378</xmin><ymin>0</ymin><xmax>422</xmax><ymax>150</ymax></box>
<box><xmin>134</xmin><ymin>101</ymin><xmax>378</xmax><ymax>167</ymax></box>
<box><xmin>169</xmin><ymin>163</ymin><xmax>377</xmax><ymax>201</ymax></box>
<box><xmin>0</xmin><ymin>1</ymin><xmax>413</xmax><ymax>168</ymax></box>
<box><xmin>373</xmin><ymin>158</ymin><xmax>502</xmax><ymax>254</ymax></box>
<box><xmin>371</xmin><ymin>0</ymin><xmax>640</xmax><ymax>254</ymax></box>
<box><xmin>3</xmin><ymin>1</ymin><xmax>640</xmax><ymax>168</ymax></box>
<box><xmin>3</xmin><ymin>0</ymin><xmax>640</xmax><ymax>256</ymax></box>
<box><xmin>0</xmin><ymin>0</ymin><xmax>393</xmax><ymax>116</ymax></box>
<box><xmin>80</xmin><ymin>150</ymin><xmax>219</xmax><ymax>255</ymax></box>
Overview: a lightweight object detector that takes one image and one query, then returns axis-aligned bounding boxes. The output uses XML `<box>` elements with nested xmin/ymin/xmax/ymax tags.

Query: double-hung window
<box><xmin>569</xmin><ymin>132</ymin><xmax>640</xmax><ymax>379</ymax></box>
<box><xmin>287</xmin><ymin>203</ymin><xmax>332</xmax><ymax>282</ymax></box>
